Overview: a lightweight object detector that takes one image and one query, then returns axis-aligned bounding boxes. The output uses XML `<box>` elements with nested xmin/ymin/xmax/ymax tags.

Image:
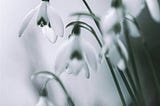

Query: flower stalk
<box><xmin>32</xmin><ymin>71</ymin><xmax>75</xmax><ymax>106</ymax></box>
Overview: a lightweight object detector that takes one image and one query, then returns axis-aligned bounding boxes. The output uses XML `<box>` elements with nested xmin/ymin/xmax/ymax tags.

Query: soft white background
<box><xmin>0</xmin><ymin>0</ymin><xmax>160</xmax><ymax>106</ymax></box>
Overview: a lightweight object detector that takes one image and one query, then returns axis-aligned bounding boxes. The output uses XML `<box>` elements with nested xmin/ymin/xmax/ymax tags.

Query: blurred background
<box><xmin>0</xmin><ymin>0</ymin><xmax>160</xmax><ymax>106</ymax></box>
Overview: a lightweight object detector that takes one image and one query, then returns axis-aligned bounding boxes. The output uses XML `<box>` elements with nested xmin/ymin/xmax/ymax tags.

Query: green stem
<box><xmin>106</xmin><ymin>57</ymin><xmax>127</xmax><ymax>106</ymax></box>
<box><xmin>123</xmin><ymin>20</ymin><xmax>145</xmax><ymax>106</ymax></box>
<box><xmin>33</xmin><ymin>71</ymin><xmax>75</xmax><ymax>106</ymax></box>
<box><xmin>125</xmin><ymin>68</ymin><xmax>138</xmax><ymax>97</ymax></box>
<box><xmin>117</xmin><ymin>68</ymin><xmax>137</xmax><ymax>104</ymax></box>
<box><xmin>82</xmin><ymin>0</ymin><xmax>103</xmax><ymax>35</ymax></box>
<box><xmin>114</xmin><ymin>37</ymin><xmax>138</xmax><ymax>100</ymax></box>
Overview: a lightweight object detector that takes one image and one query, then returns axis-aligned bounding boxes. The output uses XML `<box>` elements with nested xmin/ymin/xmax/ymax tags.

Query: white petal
<box><xmin>146</xmin><ymin>0</ymin><xmax>160</xmax><ymax>22</ymax></box>
<box><xmin>54</xmin><ymin>40</ymin><xmax>72</xmax><ymax>76</ymax></box>
<box><xmin>67</xmin><ymin>59</ymin><xmax>83</xmax><ymax>75</ymax></box>
<box><xmin>102</xmin><ymin>8</ymin><xmax>123</xmax><ymax>33</ymax></box>
<box><xmin>123</xmin><ymin>0</ymin><xmax>145</xmax><ymax>17</ymax></box>
<box><xmin>42</xmin><ymin>26</ymin><xmax>58</xmax><ymax>43</ymax></box>
<box><xmin>98</xmin><ymin>46</ymin><xmax>107</xmax><ymax>63</ymax></box>
<box><xmin>47</xmin><ymin>5</ymin><xmax>64</xmax><ymax>37</ymax></box>
<box><xmin>117</xmin><ymin>39</ymin><xmax>129</xmax><ymax>62</ymax></box>
<box><xmin>99</xmin><ymin>34</ymin><xmax>114</xmax><ymax>63</ymax></box>
<box><xmin>36</xmin><ymin>97</ymin><xmax>49</xmax><ymax>106</ymax></box>
<box><xmin>103</xmin><ymin>34</ymin><xmax>114</xmax><ymax>49</ymax></box>
<box><xmin>81</xmin><ymin>39</ymin><xmax>97</xmax><ymax>72</ymax></box>
<box><xmin>126</xmin><ymin>14</ymin><xmax>141</xmax><ymax>37</ymax></box>
<box><xmin>83</xmin><ymin>62</ymin><xmax>90</xmax><ymax>78</ymax></box>
<box><xmin>18</xmin><ymin>8</ymin><xmax>37</xmax><ymax>37</ymax></box>
<box><xmin>117</xmin><ymin>59</ymin><xmax>126</xmax><ymax>71</ymax></box>
<box><xmin>37</xmin><ymin>1</ymin><xmax>49</xmax><ymax>25</ymax></box>
<box><xmin>36</xmin><ymin>96</ymin><xmax>55</xmax><ymax>106</ymax></box>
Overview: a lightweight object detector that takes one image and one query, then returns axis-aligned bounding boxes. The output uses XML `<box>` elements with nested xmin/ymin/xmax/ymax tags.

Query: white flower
<box><xmin>54</xmin><ymin>35</ymin><xmax>97</xmax><ymax>78</ymax></box>
<box><xmin>99</xmin><ymin>32</ymin><xmax>128</xmax><ymax>71</ymax></box>
<box><xmin>145</xmin><ymin>0</ymin><xmax>160</xmax><ymax>23</ymax></box>
<box><xmin>123</xmin><ymin>0</ymin><xmax>160</xmax><ymax>22</ymax></box>
<box><xmin>36</xmin><ymin>96</ymin><xmax>54</xmax><ymax>106</ymax></box>
<box><xmin>122</xmin><ymin>0</ymin><xmax>145</xmax><ymax>17</ymax></box>
<box><xmin>19</xmin><ymin>0</ymin><xmax>64</xmax><ymax>43</ymax></box>
<box><xmin>101</xmin><ymin>7</ymin><xmax>123</xmax><ymax>34</ymax></box>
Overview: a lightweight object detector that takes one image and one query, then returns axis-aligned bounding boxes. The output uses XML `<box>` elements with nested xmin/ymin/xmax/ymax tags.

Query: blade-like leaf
<box><xmin>71</xmin><ymin>12</ymin><xmax>100</xmax><ymax>21</ymax></box>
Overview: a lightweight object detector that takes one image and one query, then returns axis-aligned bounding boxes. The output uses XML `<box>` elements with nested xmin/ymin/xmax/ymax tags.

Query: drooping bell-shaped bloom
<box><xmin>145</xmin><ymin>0</ymin><xmax>160</xmax><ymax>23</ymax></box>
<box><xmin>101</xmin><ymin>0</ymin><xmax>123</xmax><ymax>34</ymax></box>
<box><xmin>36</xmin><ymin>96</ymin><xmax>55</xmax><ymax>106</ymax></box>
<box><xmin>54</xmin><ymin>35</ymin><xmax>97</xmax><ymax>78</ymax></box>
<box><xmin>122</xmin><ymin>0</ymin><xmax>145</xmax><ymax>17</ymax></box>
<box><xmin>99</xmin><ymin>33</ymin><xmax>128</xmax><ymax>71</ymax></box>
<box><xmin>19</xmin><ymin>0</ymin><xmax>64</xmax><ymax>43</ymax></box>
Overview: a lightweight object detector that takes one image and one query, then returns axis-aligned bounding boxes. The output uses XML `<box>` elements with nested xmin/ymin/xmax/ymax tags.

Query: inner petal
<box><xmin>37</xmin><ymin>17</ymin><xmax>47</xmax><ymax>27</ymax></box>
<box><xmin>70</xmin><ymin>50</ymin><xmax>83</xmax><ymax>60</ymax></box>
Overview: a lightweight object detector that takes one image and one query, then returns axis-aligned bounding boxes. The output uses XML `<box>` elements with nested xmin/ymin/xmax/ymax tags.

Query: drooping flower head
<box><xmin>54</xmin><ymin>24</ymin><xmax>97</xmax><ymax>78</ymax></box>
<box><xmin>100</xmin><ymin>0</ymin><xmax>129</xmax><ymax>71</ymax></box>
<box><xmin>19</xmin><ymin>0</ymin><xmax>64</xmax><ymax>43</ymax></box>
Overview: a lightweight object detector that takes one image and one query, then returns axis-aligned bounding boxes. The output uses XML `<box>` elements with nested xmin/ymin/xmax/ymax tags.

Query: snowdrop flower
<box><xmin>145</xmin><ymin>0</ymin><xmax>160</xmax><ymax>23</ymax></box>
<box><xmin>102</xmin><ymin>0</ymin><xmax>123</xmax><ymax>34</ymax></box>
<box><xmin>122</xmin><ymin>0</ymin><xmax>145</xmax><ymax>17</ymax></box>
<box><xmin>19</xmin><ymin>0</ymin><xmax>64</xmax><ymax>43</ymax></box>
<box><xmin>54</xmin><ymin>28</ymin><xmax>97</xmax><ymax>78</ymax></box>
<box><xmin>99</xmin><ymin>33</ymin><xmax>128</xmax><ymax>71</ymax></box>
<box><xmin>36</xmin><ymin>96</ymin><xmax>54</xmax><ymax>106</ymax></box>
<box><xmin>123</xmin><ymin>0</ymin><xmax>160</xmax><ymax>23</ymax></box>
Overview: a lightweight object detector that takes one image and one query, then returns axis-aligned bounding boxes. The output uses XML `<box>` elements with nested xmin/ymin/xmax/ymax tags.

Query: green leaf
<box><xmin>31</xmin><ymin>71</ymin><xmax>58</xmax><ymax>81</ymax></box>
<box><xmin>71</xmin><ymin>12</ymin><xmax>100</xmax><ymax>21</ymax></box>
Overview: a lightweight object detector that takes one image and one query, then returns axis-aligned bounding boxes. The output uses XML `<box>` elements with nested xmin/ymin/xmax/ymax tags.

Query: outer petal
<box><xmin>83</xmin><ymin>62</ymin><xmax>90</xmax><ymax>78</ymax></box>
<box><xmin>18</xmin><ymin>7</ymin><xmax>37</xmax><ymax>37</ymax></box>
<box><xmin>37</xmin><ymin>1</ymin><xmax>49</xmax><ymax>25</ymax></box>
<box><xmin>47</xmin><ymin>5</ymin><xmax>64</xmax><ymax>37</ymax></box>
<box><xmin>117</xmin><ymin>39</ymin><xmax>129</xmax><ymax>62</ymax></box>
<box><xmin>117</xmin><ymin>59</ymin><xmax>126</xmax><ymax>71</ymax></box>
<box><xmin>126</xmin><ymin>14</ymin><xmax>141</xmax><ymax>37</ymax></box>
<box><xmin>67</xmin><ymin>59</ymin><xmax>83</xmax><ymax>75</ymax></box>
<box><xmin>54</xmin><ymin>40</ymin><xmax>72</xmax><ymax>76</ymax></box>
<box><xmin>42</xmin><ymin>26</ymin><xmax>58</xmax><ymax>43</ymax></box>
<box><xmin>101</xmin><ymin>8</ymin><xmax>123</xmax><ymax>33</ymax></box>
<box><xmin>146</xmin><ymin>0</ymin><xmax>160</xmax><ymax>23</ymax></box>
<box><xmin>36</xmin><ymin>96</ymin><xmax>55</xmax><ymax>106</ymax></box>
<box><xmin>81</xmin><ymin>39</ymin><xmax>97</xmax><ymax>72</ymax></box>
<box><xmin>123</xmin><ymin>0</ymin><xmax>145</xmax><ymax>17</ymax></box>
<box><xmin>36</xmin><ymin>97</ymin><xmax>49</xmax><ymax>106</ymax></box>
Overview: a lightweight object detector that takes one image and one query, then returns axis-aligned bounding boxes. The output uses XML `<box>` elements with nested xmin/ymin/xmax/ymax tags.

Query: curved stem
<box><xmin>106</xmin><ymin>57</ymin><xmax>127</xmax><ymax>106</ymax></box>
<box><xmin>82</xmin><ymin>0</ymin><xmax>103</xmax><ymax>35</ymax></box>
<box><xmin>32</xmin><ymin>71</ymin><xmax>75</xmax><ymax>106</ymax></box>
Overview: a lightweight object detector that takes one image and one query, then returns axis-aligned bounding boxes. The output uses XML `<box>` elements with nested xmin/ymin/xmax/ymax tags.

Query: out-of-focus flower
<box><xmin>102</xmin><ymin>0</ymin><xmax>123</xmax><ymax>34</ymax></box>
<box><xmin>36</xmin><ymin>96</ymin><xmax>55</xmax><ymax>106</ymax></box>
<box><xmin>123</xmin><ymin>0</ymin><xmax>145</xmax><ymax>17</ymax></box>
<box><xmin>123</xmin><ymin>0</ymin><xmax>160</xmax><ymax>23</ymax></box>
<box><xmin>19</xmin><ymin>0</ymin><xmax>64</xmax><ymax>43</ymax></box>
<box><xmin>99</xmin><ymin>32</ymin><xmax>128</xmax><ymax>71</ymax></box>
<box><xmin>100</xmin><ymin>0</ymin><xmax>129</xmax><ymax>71</ymax></box>
<box><xmin>145</xmin><ymin>0</ymin><xmax>160</xmax><ymax>23</ymax></box>
<box><xmin>54</xmin><ymin>33</ymin><xmax>97</xmax><ymax>78</ymax></box>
